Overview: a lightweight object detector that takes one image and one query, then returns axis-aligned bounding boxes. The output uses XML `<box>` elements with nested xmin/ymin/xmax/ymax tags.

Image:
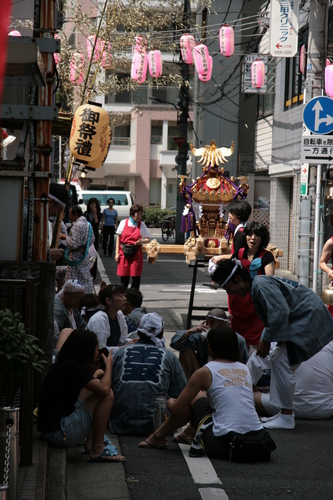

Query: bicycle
<box><xmin>161</xmin><ymin>216</ymin><xmax>175</xmax><ymax>242</ymax></box>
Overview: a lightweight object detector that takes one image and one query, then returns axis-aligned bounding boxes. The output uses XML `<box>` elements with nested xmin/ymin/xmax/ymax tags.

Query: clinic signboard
<box><xmin>269</xmin><ymin>0</ymin><xmax>299</xmax><ymax>57</ymax></box>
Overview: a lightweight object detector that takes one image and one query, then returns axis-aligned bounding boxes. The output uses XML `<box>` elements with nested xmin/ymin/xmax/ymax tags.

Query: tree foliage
<box><xmin>55</xmin><ymin>0</ymin><xmax>202</xmax><ymax>111</ymax></box>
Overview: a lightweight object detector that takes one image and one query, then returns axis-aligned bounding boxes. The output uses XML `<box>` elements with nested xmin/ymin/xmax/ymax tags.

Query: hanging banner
<box><xmin>269</xmin><ymin>0</ymin><xmax>299</xmax><ymax>57</ymax></box>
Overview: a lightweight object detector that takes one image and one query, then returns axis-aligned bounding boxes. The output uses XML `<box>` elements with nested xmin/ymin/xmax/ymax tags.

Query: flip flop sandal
<box><xmin>82</xmin><ymin>435</ymin><xmax>115</xmax><ymax>455</ymax></box>
<box><xmin>138</xmin><ymin>439</ymin><xmax>168</xmax><ymax>449</ymax></box>
<box><xmin>172</xmin><ymin>436</ymin><xmax>193</xmax><ymax>445</ymax></box>
<box><xmin>87</xmin><ymin>447</ymin><xmax>126</xmax><ymax>463</ymax></box>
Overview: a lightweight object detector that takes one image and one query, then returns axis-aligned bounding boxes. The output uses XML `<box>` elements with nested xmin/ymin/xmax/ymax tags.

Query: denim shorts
<box><xmin>43</xmin><ymin>399</ymin><xmax>93</xmax><ymax>447</ymax></box>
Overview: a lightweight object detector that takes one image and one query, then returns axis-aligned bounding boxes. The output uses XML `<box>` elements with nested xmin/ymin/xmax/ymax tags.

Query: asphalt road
<box><xmin>69</xmin><ymin>235</ymin><xmax>333</xmax><ymax>500</ymax></box>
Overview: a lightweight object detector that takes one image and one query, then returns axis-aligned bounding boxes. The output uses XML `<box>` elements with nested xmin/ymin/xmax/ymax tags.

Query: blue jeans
<box><xmin>42</xmin><ymin>399</ymin><xmax>93</xmax><ymax>447</ymax></box>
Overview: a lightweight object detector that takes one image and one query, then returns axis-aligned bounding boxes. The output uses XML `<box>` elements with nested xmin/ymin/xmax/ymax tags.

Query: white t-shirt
<box><xmin>206</xmin><ymin>360</ymin><xmax>263</xmax><ymax>436</ymax></box>
<box><xmin>116</xmin><ymin>219</ymin><xmax>150</xmax><ymax>239</ymax></box>
<box><xmin>87</xmin><ymin>310</ymin><xmax>128</xmax><ymax>355</ymax></box>
<box><xmin>293</xmin><ymin>342</ymin><xmax>333</xmax><ymax>419</ymax></box>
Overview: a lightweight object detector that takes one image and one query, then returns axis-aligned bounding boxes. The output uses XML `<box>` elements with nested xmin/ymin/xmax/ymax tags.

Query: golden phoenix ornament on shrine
<box><xmin>191</xmin><ymin>139</ymin><xmax>235</xmax><ymax>168</ymax></box>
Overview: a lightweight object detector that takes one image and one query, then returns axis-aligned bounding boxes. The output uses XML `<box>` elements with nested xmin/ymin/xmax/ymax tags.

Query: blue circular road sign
<box><xmin>303</xmin><ymin>96</ymin><xmax>333</xmax><ymax>134</ymax></box>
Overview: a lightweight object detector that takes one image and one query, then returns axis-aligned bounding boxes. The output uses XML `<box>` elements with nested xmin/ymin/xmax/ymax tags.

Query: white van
<box><xmin>78</xmin><ymin>190</ymin><xmax>134</xmax><ymax>221</ymax></box>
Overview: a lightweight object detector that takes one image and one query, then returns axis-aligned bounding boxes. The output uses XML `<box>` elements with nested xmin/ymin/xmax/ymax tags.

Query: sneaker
<box><xmin>262</xmin><ymin>413</ymin><xmax>295</xmax><ymax>430</ymax></box>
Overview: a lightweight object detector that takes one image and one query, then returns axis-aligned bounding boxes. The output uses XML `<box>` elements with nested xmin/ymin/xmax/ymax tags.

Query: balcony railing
<box><xmin>111</xmin><ymin>137</ymin><xmax>130</xmax><ymax>146</ymax></box>
<box><xmin>106</xmin><ymin>86</ymin><xmax>179</xmax><ymax>106</ymax></box>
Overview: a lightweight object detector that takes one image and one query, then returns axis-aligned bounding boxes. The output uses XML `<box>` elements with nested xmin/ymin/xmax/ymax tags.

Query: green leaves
<box><xmin>0</xmin><ymin>308</ymin><xmax>46</xmax><ymax>379</ymax></box>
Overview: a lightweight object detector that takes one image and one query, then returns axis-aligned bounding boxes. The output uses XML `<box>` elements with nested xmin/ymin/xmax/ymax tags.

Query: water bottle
<box><xmin>153</xmin><ymin>393</ymin><xmax>167</xmax><ymax>430</ymax></box>
<box><xmin>200</xmin><ymin>328</ymin><xmax>210</xmax><ymax>339</ymax></box>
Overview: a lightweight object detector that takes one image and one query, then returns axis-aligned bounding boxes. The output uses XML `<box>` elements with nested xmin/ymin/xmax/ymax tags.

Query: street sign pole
<box><xmin>175</xmin><ymin>0</ymin><xmax>190</xmax><ymax>246</ymax></box>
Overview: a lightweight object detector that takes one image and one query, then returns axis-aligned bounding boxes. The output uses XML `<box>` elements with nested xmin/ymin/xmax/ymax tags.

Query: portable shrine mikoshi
<box><xmin>180</xmin><ymin>139</ymin><xmax>249</xmax><ymax>263</ymax></box>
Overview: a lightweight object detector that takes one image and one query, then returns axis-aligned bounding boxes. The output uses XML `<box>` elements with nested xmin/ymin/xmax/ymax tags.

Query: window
<box><xmin>81</xmin><ymin>193</ymin><xmax>128</xmax><ymax>206</ymax></box>
<box><xmin>257</xmin><ymin>93</ymin><xmax>274</xmax><ymax>118</ymax></box>
<box><xmin>151</xmin><ymin>123</ymin><xmax>162</xmax><ymax>144</ymax></box>
<box><xmin>112</xmin><ymin>124</ymin><xmax>130</xmax><ymax>146</ymax></box>
<box><xmin>105</xmin><ymin>74</ymin><xmax>180</xmax><ymax>106</ymax></box>
<box><xmin>284</xmin><ymin>30</ymin><xmax>307</xmax><ymax>110</ymax></box>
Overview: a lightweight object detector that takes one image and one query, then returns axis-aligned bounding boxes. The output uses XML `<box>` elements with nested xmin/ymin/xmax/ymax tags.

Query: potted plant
<box><xmin>0</xmin><ymin>309</ymin><xmax>46</xmax><ymax>407</ymax></box>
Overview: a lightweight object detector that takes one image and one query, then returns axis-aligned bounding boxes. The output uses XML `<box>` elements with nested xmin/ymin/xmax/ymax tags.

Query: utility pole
<box><xmin>32</xmin><ymin>0</ymin><xmax>57</xmax><ymax>260</ymax></box>
<box><xmin>306</xmin><ymin>0</ymin><xmax>328</xmax><ymax>292</ymax></box>
<box><xmin>175</xmin><ymin>0</ymin><xmax>191</xmax><ymax>244</ymax></box>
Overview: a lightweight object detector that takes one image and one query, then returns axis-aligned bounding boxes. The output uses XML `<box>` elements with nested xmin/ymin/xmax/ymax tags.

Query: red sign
<box><xmin>173</xmin><ymin>136</ymin><xmax>185</xmax><ymax>149</ymax></box>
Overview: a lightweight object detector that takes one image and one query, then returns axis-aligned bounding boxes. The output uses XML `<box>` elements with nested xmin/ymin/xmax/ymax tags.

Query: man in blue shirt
<box><xmin>110</xmin><ymin>313</ymin><xmax>187</xmax><ymax>436</ymax></box>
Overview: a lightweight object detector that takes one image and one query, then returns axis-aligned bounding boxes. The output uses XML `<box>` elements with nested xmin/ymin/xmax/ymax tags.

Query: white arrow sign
<box><xmin>312</xmin><ymin>100</ymin><xmax>333</xmax><ymax>131</ymax></box>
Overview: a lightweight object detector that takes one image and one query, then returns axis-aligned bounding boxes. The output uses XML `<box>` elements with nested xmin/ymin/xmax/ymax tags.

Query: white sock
<box><xmin>262</xmin><ymin>413</ymin><xmax>295</xmax><ymax>430</ymax></box>
<box><xmin>260</xmin><ymin>412</ymin><xmax>281</xmax><ymax>423</ymax></box>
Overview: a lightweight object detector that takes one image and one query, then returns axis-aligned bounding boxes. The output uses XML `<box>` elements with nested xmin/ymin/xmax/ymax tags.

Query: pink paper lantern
<box><xmin>8</xmin><ymin>30</ymin><xmax>21</xmax><ymax>37</ymax></box>
<box><xmin>325</xmin><ymin>64</ymin><xmax>333</xmax><ymax>97</ymax></box>
<box><xmin>180</xmin><ymin>34</ymin><xmax>195</xmax><ymax>65</ymax></box>
<box><xmin>132</xmin><ymin>35</ymin><xmax>146</xmax><ymax>56</ymax></box>
<box><xmin>198</xmin><ymin>56</ymin><xmax>213</xmax><ymax>82</ymax></box>
<box><xmin>219</xmin><ymin>25</ymin><xmax>234</xmax><ymax>57</ymax></box>
<box><xmin>87</xmin><ymin>35</ymin><xmax>101</xmax><ymax>62</ymax></box>
<box><xmin>70</xmin><ymin>52</ymin><xmax>85</xmax><ymax>85</ymax></box>
<box><xmin>251</xmin><ymin>60</ymin><xmax>265</xmax><ymax>88</ymax></box>
<box><xmin>131</xmin><ymin>37</ymin><xmax>147</xmax><ymax>84</ymax></box>
<box><xmin>148</xmin><ymin>50</ymin><xmax>162</xmax><ymax>78</ymax></box>
<box><xmin>300</xmin><ymin>44</ymin><xmax>306</xmax><ymax>74</ymax></box>
<box><xmin>193</xmin><ymin>44</ymin><xmax>210</xmax><ymax>76</ymax></box>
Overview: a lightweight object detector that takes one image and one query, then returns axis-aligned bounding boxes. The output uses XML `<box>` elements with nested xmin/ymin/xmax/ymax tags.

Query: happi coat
<box><xmin>251</xmin><ymin>275</ymin><xmax>333</xmax><ymax>365</ymax></box>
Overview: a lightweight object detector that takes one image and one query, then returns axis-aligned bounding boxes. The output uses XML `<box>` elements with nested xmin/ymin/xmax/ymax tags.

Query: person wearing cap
<box><xmin>110</xmin><ymin>312</ymin><xmax>187</xmax><ymax>436</ymax></box>
<box><xmin>210</xmin><ymin>259</ymin><xmax>333</xmax><ymax>429</ymax></box>
<box><xmin>54</xmin><ymin>279</ymin><xmax>86</xmax><ymax>333</ymax></box>
<box><xmin>170</xmin><ymin>308</ymin><xmax>248</xmax><ymax>380</ymax></box>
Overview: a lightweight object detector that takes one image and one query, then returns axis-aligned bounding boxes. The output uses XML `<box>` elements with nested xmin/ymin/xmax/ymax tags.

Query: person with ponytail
<box><xmin>87</xmin><ymin>282</ymin><xmax>133</xmax><ymax>354</ymax></box>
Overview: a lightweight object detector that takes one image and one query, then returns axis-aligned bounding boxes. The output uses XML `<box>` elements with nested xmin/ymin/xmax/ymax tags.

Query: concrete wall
<box><xmin>255</xmin><ymin>116</ymin><xmax>273</xmax><ymax>171</ymax></box>
<box><xmin>270</xmin><ymin>177</ymin><xmax>291</xmax><ymax>269</ymax></box>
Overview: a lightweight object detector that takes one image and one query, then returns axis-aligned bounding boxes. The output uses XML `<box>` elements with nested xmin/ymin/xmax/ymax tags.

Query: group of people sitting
<box><xmin>38</xmin><ymin>200</ymin><xmax>333</xmax><ymax>464</ymax></box>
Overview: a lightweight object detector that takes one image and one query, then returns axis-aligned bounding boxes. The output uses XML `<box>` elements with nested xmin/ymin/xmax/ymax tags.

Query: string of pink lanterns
<box><xmin>14</xmin><ymin>24</ymin><xmax>333</xmax><ymax>95</ymax></box>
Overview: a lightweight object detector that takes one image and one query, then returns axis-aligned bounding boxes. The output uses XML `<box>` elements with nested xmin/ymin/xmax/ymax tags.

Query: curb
<box><xmin>46</xmin><ymin>447</ymin><xmax>67</xmax><ymax>500</ymax></box>
<box><xmin>18</xmin><ymin>436</ymin><xmax>48</xmax><ymax>500</ymax></box>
